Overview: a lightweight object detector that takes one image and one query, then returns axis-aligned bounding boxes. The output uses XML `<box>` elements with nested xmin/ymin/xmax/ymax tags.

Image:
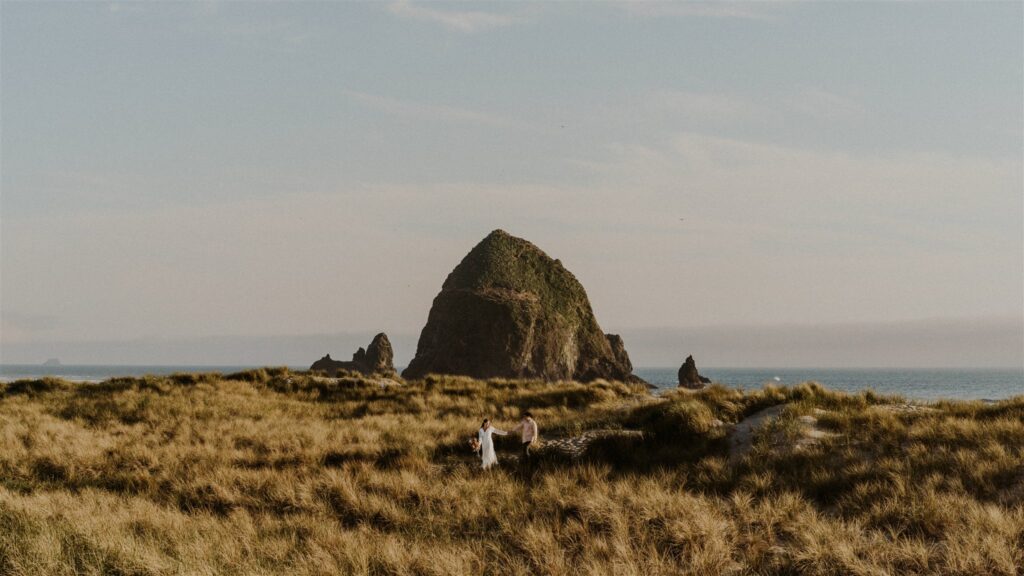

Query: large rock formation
<box><xmin>678</xmin><ymin>355</ymin><xmax>711</xmax><ymax>389</ymax></box>
<box><xmin>311</xmin><ymin>333</ymin><xmax>396</xmax><ymax>377</ymax></box>
<box><xmin>402</xmin><ymin>230</ymin><xmax>642</xmax><ymax>383</ymax></box>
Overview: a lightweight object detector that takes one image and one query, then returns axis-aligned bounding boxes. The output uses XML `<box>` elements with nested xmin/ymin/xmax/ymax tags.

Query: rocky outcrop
<box><xmin>402</xmin><ymin>230</ymin><xmax>643</xmax><ymax>383</ymax></box>
<box><xmin>678</xmin><ymin>355</ymin><xmax>711</xmax><ymax>389</ymax></box>
<box><xmin>311</xmin><ymin>333</ymin><xmax>397</xmax><ymax>377</ymax></box>
<box><xmin>606</xmin><ymin>334</ymin><xmax>632</xmax><ymax>374</ymax></box>
<box><xmin>363</xmin><ymin>333</ymin><xmax>394</xmax><ymax>374</ymax></box>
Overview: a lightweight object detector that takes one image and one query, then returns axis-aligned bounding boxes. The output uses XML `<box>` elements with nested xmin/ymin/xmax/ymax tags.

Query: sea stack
<box><xmin>310</xmin><ymin>333</ymin><xmax>396</xmax><ymax>377</ymax></box>
<box><xmin>402</xmin><ymin>230</ymin><xmax>642</xmax><ymax>383</ymax></box>
<box><xmin>678</xmin><ymin>355</ymin><xmax>711</xmax><ymax>389</ymax></box>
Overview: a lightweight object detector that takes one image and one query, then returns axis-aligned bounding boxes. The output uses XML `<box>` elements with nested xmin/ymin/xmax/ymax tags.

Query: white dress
<box><xmin>478</xmin><ymin>426</ymin><xmax>507</xmax><ymax>469</ymax></box>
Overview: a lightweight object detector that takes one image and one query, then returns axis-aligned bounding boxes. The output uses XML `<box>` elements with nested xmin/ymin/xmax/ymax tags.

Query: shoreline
<box><xmin>2</xmin><ymin>367</ymin><xmax>1021</xmax><ymax>403</ymax></box>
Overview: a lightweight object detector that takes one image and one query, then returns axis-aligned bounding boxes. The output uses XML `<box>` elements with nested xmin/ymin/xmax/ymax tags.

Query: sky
<box><xmin>1</xmin><ymin>1</ymin><xmax>1022</xmax><ymax>367</ymax></box>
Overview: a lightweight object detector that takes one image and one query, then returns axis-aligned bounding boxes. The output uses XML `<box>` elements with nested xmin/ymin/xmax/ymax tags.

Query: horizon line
<box><xmin>2</xmin><ymin>363</ymin><xmax>1022</xmax><ymax>371</ymax></box>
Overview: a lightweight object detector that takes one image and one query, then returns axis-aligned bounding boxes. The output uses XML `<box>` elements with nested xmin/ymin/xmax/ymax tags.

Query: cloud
<box><xmin>107</xmin><ymin>2</ymin><xmax>146</xmax><ymax>14</ymax></box>
<box><xmin>387</xmin><ymin>1</ymin><xmax>524</xmax><ymax>33</ymax></box>
<box><xmin>0</xmin><ymin>312</ymin><xmax>62</xmax><ymax>343</ymax></box>
<box><xmin>572</xmin><ymin>87</ymin><xmax>868</xmax><ymax>143</ymax></box>
<box><xmin>3</xmin><ymin>155</ymin><xmax>1020</xmax><ymax>353</ymax></box>
<box><xmin>646</xmin><ymin>87</ymin><xmax>868</xmax><ymax>127</ymax></box>
<box><xmin>593</xmin><ymin>131</ymin><xmax>1021</xmax><ymax>234</ymax></box>
<box><xmin>180</xmin><ymin>3</ymin><xmax>315</xmax><ymax>50</ymax></box>
<box><xmin>648</xmin><ymin>89</ymin><xmax>768</xmax><ymax>123</ymax></box>
<box><xmin>782</xmin><ymin>87</ymin><xmax>868</xmax><ymax>121</ymax></box>
<box><xmin>568</xmin><ymin>130</ymin><xmax>1022</xmax><ymax>324</ymax></box>
<box><xmin>342</xmin><ymin>89</ymin><xmax>512</xmax><ymax>127</ymax></box>
<box><xmin>618</xmin><ymin>1</ymin><xmax>778</xmax><ymax>20</ymax></box>
<box><xmin>3</xmin><ymin>128</ymin><xmax>1019</xmax><ymax>349</ymax></box>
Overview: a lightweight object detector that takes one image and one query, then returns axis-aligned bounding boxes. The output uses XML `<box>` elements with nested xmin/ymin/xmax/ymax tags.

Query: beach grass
<box><xmin>1</xmin><ymin>370</ymin><xmax>1021</xmax><ymax>575</ymax></box>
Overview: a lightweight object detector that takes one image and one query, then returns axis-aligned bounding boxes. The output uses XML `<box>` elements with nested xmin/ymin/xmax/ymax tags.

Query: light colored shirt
<box><xmin>513</xmin><ymin>418</ymin><xmax>538</xmax><ymax>442</ymax></box>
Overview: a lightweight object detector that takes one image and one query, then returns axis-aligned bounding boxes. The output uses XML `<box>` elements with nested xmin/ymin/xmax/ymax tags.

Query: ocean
<box><xmin>633</xmin><ymin>367</ymin><xmax>1023</xmax><ymax>401</ymax></box>
<box><xmin>1</xmin><ymin>365</ymin><xmax>1021</xmax><ymax>402</ymax></box>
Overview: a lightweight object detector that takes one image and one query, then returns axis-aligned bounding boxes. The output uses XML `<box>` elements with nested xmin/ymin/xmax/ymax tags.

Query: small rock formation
<box><xmin>310</xmin><ymin>333</ymin><xmax>396</xmax><ymax>377</ymax></box>
<box><xmin>678</xmin><ymin>355</ymin><xmax>711</xmax><ymax>389</ymax></box>
<box><xmin>363</xmin><ymin>333</ymin><xmax>394</xmax><ymax>374</ymax></box>
<box><xmin>402</xmin><ymin>229</ymin><xmax>643</xmax><ymax>383</ymax></box>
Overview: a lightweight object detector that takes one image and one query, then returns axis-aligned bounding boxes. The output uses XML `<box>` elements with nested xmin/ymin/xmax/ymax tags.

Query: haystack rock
<box><xmin>678</xmin><ymin>355</ymin><xmax>711</xmax><ymax>389</ymax></box>
<box><xmin>310</xmin><ymin>333</ymin><xmax>396</xmax><ymax>377</ymax></box>
<box><xmin>402</xmin><ymin>230</ymin><xmax>643</xmax><ymax>383</ymax></box>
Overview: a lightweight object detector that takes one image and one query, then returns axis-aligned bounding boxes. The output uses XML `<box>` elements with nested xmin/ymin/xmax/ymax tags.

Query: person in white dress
<box><xmin>477</xmin><ymin>418</ymin><xmax>507</xmax><ymax>470</ymax></box>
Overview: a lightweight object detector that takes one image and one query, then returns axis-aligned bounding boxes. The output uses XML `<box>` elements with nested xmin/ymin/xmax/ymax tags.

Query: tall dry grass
<box><xmin>1</xmin><ymin>371</ymin><xmax>1021</xmax><ymax>575</ymax></box>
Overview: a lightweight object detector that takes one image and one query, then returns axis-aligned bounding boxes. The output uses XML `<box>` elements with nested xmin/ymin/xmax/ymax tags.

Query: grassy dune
<box><xmin>1</xmin><ymin>370</ymin><xmax>1022</xmax><ymax>575</ymax></box>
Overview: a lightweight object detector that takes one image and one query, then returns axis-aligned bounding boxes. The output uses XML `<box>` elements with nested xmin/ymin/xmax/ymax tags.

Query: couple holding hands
<box><xmin>472</xmin><ymin>412</ymin><xmax>538</xmax><ymax>469</ymax></box>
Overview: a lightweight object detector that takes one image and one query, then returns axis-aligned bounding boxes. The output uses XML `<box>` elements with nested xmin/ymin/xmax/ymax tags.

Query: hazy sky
<box><xmin>2</xmin><ymin>1</ymin><xmax>1022</xmax><ymax>366</ymax></box>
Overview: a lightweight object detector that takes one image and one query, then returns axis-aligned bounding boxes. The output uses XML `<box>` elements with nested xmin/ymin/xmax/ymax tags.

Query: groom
<box><xmin>511</xmin><ymin>412</ymin><xmax>539</xmax><ymax>460</ymax></box>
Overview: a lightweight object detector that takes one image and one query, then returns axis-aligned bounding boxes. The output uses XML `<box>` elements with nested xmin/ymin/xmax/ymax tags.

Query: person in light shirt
<box><xmin>511</xmin><ymin>412</ymin><xmax>539</xmax><ymax>460</ymax></box>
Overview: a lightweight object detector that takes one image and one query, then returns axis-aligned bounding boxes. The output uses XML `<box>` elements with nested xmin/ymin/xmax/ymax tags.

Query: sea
<box><xmin>0</xmin><ymin>365</ymin><xmax>1021</xmax><ymax>402</ymax></box>
<box><xmin>635</xmin><ymin>367</ymin><xmax>1023</xmax><ymax>401</ymax></box>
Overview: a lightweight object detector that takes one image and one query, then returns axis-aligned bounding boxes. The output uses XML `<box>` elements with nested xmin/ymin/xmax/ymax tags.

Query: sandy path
<box><xmin>728</xmin><ymin>403</ymin><xmax>788</xmax><ymax>463</ymax></box>
<box><xmin>729</xmin><ymin>403</ymin><xmax>844</xmax><ymax>464</ymax></box>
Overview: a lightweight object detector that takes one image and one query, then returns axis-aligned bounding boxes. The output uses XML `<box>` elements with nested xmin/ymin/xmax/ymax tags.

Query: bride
<box><xmin>477</xmin><ymin>418</ymin><xmax>508</xmax><ymax>470</ymax></box>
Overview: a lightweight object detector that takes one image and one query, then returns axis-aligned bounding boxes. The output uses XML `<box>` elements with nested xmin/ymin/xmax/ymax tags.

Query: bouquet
<box><xmin>469</xmin><ymin>437</ymin><xmax>481</xmax><ymax>453</ymax></box>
